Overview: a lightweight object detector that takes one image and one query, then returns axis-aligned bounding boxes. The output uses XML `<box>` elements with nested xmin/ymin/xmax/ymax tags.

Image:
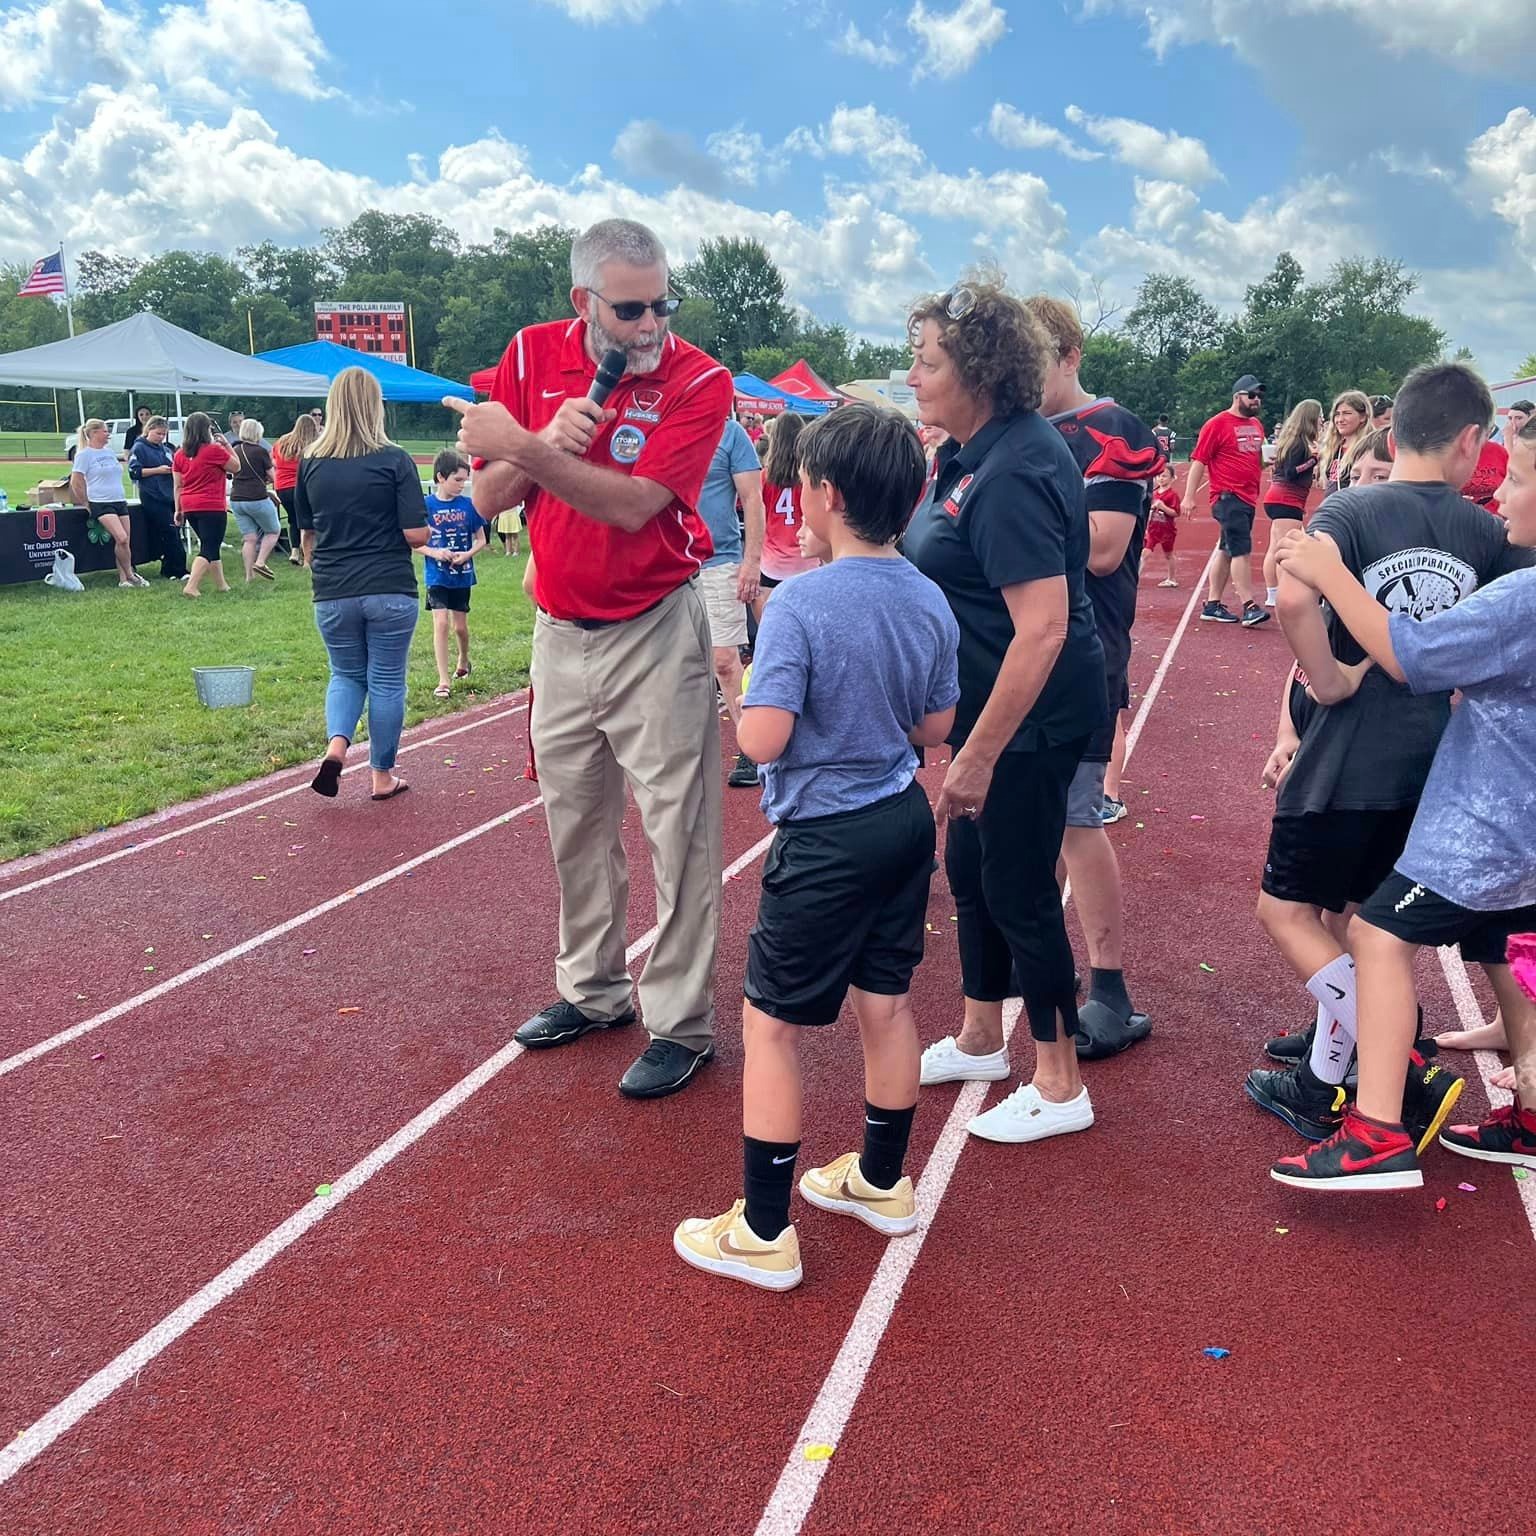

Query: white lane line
<box><xmin>0</xmin><ymin>815</ymin><xmax>780</xmax><ymax>1489</ymax></box>
<box><xmin>1437</xmin><ymin>946</ymin><xmax>1536</xmax><ymax>1241</ymax></box>
<box><xmin>752</xmin><ymin>544</ymin><xmax>1216</xmax><ymax>1536</ymax></box>
<box><xmin>0</xmin><ymin>704</ymin><xmax>528</xmax><ymax>905</ymax></box>
<box><xmin>0</xmin><ymin>795</ymin><xmax>545</xmax><ymax>1080</ymax></box>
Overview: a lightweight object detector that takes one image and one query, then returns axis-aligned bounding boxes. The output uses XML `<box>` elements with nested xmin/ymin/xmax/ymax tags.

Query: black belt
<box><xmin>565</xmin><ymin>586</ymin><xmax>680</xmax><ymax>631</ymax></box>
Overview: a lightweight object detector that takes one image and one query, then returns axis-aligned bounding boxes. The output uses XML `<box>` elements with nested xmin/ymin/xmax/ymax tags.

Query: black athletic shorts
<box><xmin>1262</xmin><ymin>807</ymin><xmax>1418</xmax><ymax>914</ymax></box>
<box><xmin>1359</xmin><ymin>873</ymin><xmax>1536</xmax><ymax>967</ymax></box>
<box><xmin>1213</xmin><ymin>492</ymin><xmax>1256</xmax><ymax>557</ymax></box>
<box><xmin>426</xmin><ymin>585</ymin><xmax>471</xmax><ymax>613</ymax></box>
<box><xmin>1263</xmin><ymin>501</ymin><xmax>1306</xmax><ymax>521</ymax></box>
<box><xmin>746</xmin><ymin>779</ymin><xmax>936</xmax><ymax>1026</ymax></box>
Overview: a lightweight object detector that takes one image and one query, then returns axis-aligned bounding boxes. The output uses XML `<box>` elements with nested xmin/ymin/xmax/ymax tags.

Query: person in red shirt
<box><xmin>756</xmin><ymin>410</ymin><xmax>819</xmax><ymax>616</ymax></box>
<box><xmin>1147</xmin><ymin>464</ymin><xmax>1181</xmax><ymax>586</ymax></box>
<box><xmin>171</xmin><ymin>412</ymin><xmax>239</xmax><ymax>597</ymax></box>
<box><xmin>1185</xmin><ymin>374</ymin><xmax>1271</xmax><ymax>627</ymax></box>
<box><xmin>448</xmin><ymin>218</ymin><xmax>732</xmax><ymax>1101</ymax></box>
<box><xmin>1262</xmin><ymin>397</ymin><xmax>1323</xmax><ymax>605</ymax></box>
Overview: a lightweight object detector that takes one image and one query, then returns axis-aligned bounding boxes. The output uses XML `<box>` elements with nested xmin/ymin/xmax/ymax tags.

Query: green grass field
<box><xmin>0</xmin><ymin>532</ymin><xmax>534</xmax><ymax>862</ymax></box>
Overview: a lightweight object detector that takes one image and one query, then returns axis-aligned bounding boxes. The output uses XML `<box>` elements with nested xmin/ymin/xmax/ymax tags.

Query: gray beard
<box><xmin>588</xmin><ymin>309</ymin><xmax>666</xmax><ymax>377</ymax></box>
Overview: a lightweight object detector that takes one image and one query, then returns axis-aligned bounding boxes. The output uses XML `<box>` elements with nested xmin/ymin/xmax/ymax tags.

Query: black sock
<box><xmin>861</xmin><ymin>1101</ymin><xmax>917</xmax><ymax>1190</ymax></box>
<box><xmin>743</xmin><ymin>1135</ymin><xmax>799</xmax><ymax>1240</ymax></box>
<box><xmin>1089</xmin><ymin>966</ymin><xmax>1134</xmax><ymax>1019</ymax></box>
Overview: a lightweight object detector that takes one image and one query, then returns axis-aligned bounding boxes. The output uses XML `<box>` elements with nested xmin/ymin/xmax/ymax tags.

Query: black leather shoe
<box><xmin>618</xmin><ymin>1038</ymin><xmax>715</xmax><ymax>1098</ymax></box>
<box><xmin>515</xmin><ymin>999</ymin><xmax>635</xmax><ymax>1049</ymax></box>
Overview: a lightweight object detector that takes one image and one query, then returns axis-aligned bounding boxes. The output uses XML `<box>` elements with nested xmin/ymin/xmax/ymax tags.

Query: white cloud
<box><xmin>705</xmin><ymin>127</ymin><xmax>770</xmax><ymax>187</ymax></box>
<box><xmin>907</xmin><ymin>0</ymin><xmax>1007</xmax><ymax>79</ymax></box>
<box><xmin>0</xmin><ymin>0</ymin><xmax>137</xmax><ymax>110</ymax></box>
<box><xmin>1467</xmin><ymin>108</ymin><xmax>1536</xmax><ymax>262</ymax></box>
<box><xmin>537</xmin><ymin>0</ymin><xmax>666</xmax><ymax>20</ymax></box>
<box><xmin>792</xmin><ymin>104</ymin><xmax>926</xmax><ymax>171</ymax></box>
<box><xmin>159</xmin><ymin>0</ymin><xmax>334</xmax><ymax>101</ymax></box>
<box><xmin>835</xmin><ymin>21</ymin><xmax>903</xmax><ymax>67</ymax></box>
<box><xmin>987</xmin><ymin>104</ymin><xmax>1101</xmax><ymax>162</ymax></box>
<box><xmin>1064</xmin><ymin>105</ymin><xmax>1219</xmax><ymax>183</ymax></box>
<box><xmin>613</xmin><ymin>120</ymin><xmax>732</xmax><ymax>194</ymax></box>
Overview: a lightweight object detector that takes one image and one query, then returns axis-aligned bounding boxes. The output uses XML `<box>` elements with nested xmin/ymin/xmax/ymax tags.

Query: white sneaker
<box><xmin>920</xmin><ymin>1035</ymin><xmax>1010</xmax><ymax>1086</ymax></box>
<box><xmin>967</xmin><ymin>1082</ymin><xmax>1094</xmax><ymax>1143</ymax></box>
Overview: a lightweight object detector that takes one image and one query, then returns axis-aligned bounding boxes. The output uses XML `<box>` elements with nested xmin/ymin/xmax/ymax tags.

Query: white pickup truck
<box><xmin>64</xmin><ymin>416</ymin><xmax>190</xmax><ymax>456</ymax></box>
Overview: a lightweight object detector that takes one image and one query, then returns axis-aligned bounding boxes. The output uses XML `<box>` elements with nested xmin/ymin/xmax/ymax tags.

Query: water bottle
<box><xmin>0</xmin><ymin>487</ymin><xmax>9</xmax><ymax>513</ymax></box>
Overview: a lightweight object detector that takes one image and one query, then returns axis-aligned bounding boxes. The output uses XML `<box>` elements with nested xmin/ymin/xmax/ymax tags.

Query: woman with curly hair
<box><xmin>902</xmin><ymin>277</ymin><xmax>1108</xmax><ymax>1147</ymax></box>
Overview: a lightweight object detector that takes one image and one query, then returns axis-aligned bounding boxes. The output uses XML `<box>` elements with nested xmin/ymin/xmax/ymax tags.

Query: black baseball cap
<box><xmin>1232</xmin><ymin>375</ymin><xmax>1264</xmax><ymax>395</ymax></box>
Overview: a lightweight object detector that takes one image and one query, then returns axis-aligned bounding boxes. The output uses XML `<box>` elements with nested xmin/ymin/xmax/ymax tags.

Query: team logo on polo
<box><xmin>624</xmin><ymin>386</ymin><xmax>663</xmax><ymax>425</ymax></box>
<box><xmin>610</xmin><ymin>424</ymin><xmax>647</xmax><ymax>464</ymax></box>
<box><xmin>942</xmin><ymin>474</ymin><xmax>974</xmax><ymax>518</ymax></box>
<box><xmin>1362</xmin><ymin>547</ymin><xmax>1477</xmax><ymax>619</ymax></box>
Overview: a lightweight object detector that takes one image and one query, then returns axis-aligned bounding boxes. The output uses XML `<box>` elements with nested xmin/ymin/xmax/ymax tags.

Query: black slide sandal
<box><xmin>311</xmin><ymin>758</ymin><xmax>343</xmax><ymax>798</ymax></box>
<box><xmin>1075</xmin><ymin>1000</ymin><xmax>1152</xmax><ymax>1060</ymax></box>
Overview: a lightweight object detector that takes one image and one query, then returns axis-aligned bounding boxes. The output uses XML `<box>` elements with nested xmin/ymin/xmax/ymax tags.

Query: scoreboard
<box><xmin>314</xmin><ymin>302</ymin><xmax>406</xmax><ymax>364</ymax></box>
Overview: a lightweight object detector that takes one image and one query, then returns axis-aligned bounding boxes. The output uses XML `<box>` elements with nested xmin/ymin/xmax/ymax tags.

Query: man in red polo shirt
<box><xmin>448</xmin><ymin>218</ymin><xmax>733</xmax><ymax>1099</ymax></box>
<box><xmin>1186</xmin><ymin>373</ymin><xmax>1272</xmax><ymax>628</ymax></box>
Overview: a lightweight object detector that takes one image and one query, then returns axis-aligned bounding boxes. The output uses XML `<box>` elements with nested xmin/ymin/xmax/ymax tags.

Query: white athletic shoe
<box><xmin>967</xmin><ymin>1082</ymin><xmax>1094</xmax><ymax>1144</ymax></box>
<box><xmin>920</xmin><ymin>1035</ymin><xmax>1011</xmax><ymax>1086</ymax></box>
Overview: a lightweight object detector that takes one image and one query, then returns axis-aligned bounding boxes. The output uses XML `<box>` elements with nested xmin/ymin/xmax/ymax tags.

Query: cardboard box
<box><xmin>28</xmin><ymin>479</ymin><xmax>74</xmax><ymax>507</ymax></box>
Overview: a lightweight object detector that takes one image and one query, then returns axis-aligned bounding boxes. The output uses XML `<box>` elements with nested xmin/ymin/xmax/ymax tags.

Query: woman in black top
<box><xmin>294</xmin><ymin>367</ymin><xmax>431</xmax><ymax>801</ymax></box>
<box><xmin>903</xmin><ymin>280</ymin><xmax>1107</xmax><ymax>1145</ymax></box>
<box><xmin>1262</xmin><ymin>397</ymin><xmax>1322</xmax><ymax>602</ymax></box>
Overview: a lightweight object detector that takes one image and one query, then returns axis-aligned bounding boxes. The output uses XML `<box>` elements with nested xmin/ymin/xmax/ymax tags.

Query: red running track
<box><xmin>2</xmin><ymin>515</ymin><xmax>1531</xmax><ymax>1535</ymax></box>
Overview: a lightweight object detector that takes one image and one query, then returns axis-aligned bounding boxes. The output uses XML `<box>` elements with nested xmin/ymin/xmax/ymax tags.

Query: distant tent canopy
<box><xmin>257</xmin><ymin>340</ymin><xmax>472</xmax><ymax>403</ymax></box>
<box><xmin>732</xmin><ymin>374</ymin><xmax>833</xmax><ymax>417</ymax></box>
<box><xmin>769</xmin><ymin>360</ymin><xmax>845</xmax><ymax>407</ymax></box>
<box><xmin>0</xmin><ymin>312</ymin><xmax>331</xmax><ymax>400</ymax></box>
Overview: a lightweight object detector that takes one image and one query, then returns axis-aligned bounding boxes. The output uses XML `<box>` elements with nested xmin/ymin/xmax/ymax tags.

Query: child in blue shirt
<box><xmin>674</xmin><ymin>404</ymin><xmax>961</xmax><ymax>1292</ymax></box>
<box><xmin>1272</xmin><ymin>416</ymin><xmax>1536</xmax><ymax>1190</ymax></box>
<box><xmin>417</xmin><ymin>451</ymin><xmax>488</xmax><ymax>698</ymax></box>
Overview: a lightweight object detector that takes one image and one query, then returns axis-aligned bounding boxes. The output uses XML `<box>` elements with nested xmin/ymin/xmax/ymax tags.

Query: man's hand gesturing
<box><xmin>540</xmin><ymin>398</ymin><xmax>617</xmax><ymax>456</ymax></box>
<box><xmin>442</xmin><ymin>397</ymin><xmax>524</xmax><ymax>463</ymax></box>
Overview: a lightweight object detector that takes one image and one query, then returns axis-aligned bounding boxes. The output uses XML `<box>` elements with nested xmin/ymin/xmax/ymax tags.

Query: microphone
<box><xmin>588</xmin><ymin>349</ymin><xmax>627</xmax><ymax>408</ymax></box>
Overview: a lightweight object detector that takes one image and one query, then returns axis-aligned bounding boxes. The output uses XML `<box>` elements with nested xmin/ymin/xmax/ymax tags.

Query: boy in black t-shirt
<box><xmin>1246</xmin><ymin>364</ymin><xmax>1532</xmax><ymax>1147</ymax></box>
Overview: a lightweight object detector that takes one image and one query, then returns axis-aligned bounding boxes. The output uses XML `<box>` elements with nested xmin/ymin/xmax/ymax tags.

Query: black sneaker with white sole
<box><xmin>1244</xmin><ymin>1060</ymin><xmax>1347</xmax><ymax>1141</ymax></box>
<box><xmin>1241</xmin><ymin>602</ymin><xmax>1272</xmax><ymax>628</ymax></box>
<box><xmin>1201</xmin><ymin>601</ymin><xmax>1240</xmax><ymax>623</ymax></box>
<box><xmin>515</xmin><ymin>998</ymin><xmax>636</xmax><ymax>1049</ymax></box>
<box><xmin>619</xmin><ymin>1038</ymin><xmax>715</xmax><ymax>1098</ymax></box>
<box><xmin>727</xmin><ymin>752</ymin><xmax>760</xmax><ymax>788</ymax></box>
<box><xmin>1264</xmin><ymin>1021</ymin><xmax>1316</xmax><ymax>1063</ymax></box>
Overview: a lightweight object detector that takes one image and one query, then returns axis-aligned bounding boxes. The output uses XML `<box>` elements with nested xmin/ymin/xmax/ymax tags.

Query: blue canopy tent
<box><xmin>255</xmin><ymin>340</ymin><xmax>473</xmax><ymax>403</ymax></box>
<box><xmin>732</xmin><ymin>373</ymin><xmax>833</xmax><ymax>416</ymax></box>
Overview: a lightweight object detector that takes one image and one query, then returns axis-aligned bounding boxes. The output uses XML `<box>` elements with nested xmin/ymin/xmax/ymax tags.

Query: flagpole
<box><xmin>60</xmin><ymin>241</ymin><xmax>84</xmax><ymax>431</ymax></box>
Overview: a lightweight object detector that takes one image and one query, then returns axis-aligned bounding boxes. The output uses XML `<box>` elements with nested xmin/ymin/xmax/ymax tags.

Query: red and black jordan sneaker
<box><xmin>1439</xmin><ymin>1102</ymin><xmax>1536</xmax><ymax>1170</ymax></box>
<box><xmin>1270</xmin><ymin>1109</ymin><xmax>1422</xmax><ymax>1192</ymax></box>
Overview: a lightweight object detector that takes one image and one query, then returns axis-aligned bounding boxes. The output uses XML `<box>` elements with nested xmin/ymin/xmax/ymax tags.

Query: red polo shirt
<box><xmin>487</xmin><ymin>319</ymin><xmax>732</xmax><ymax>621</ymax></box>
<box><xmin>1192</xmin><ymin>410</ymin><xmax>1266</xmax><ymax>505</ymax></box>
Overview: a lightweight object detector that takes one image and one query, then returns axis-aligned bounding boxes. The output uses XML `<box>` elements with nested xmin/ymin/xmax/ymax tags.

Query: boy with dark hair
<box><xmin>416</xmin><ymin>450</ymin><xmax>487</xmax><ymax>698</ymax></box>
<box><xmin>1271</xmin><ymin>415</ymin><xmax>1536</xmax><ymax>1188</ymax></box>
<box><xmin>674</xmin><ymin>404</ymin><xmax>960</xmax><ymax>1292</ymax></box>
<box><xmin>1247</xmin><ymin>363</ymin><xmax>1533</xmax><ymax>1154</ymax></box>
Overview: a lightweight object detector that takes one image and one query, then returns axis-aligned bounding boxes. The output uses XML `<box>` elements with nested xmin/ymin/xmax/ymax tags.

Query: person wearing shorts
<box><xmin>69</xmin><ymin>419</ymin><xmax>146</xmax><ymax>588</ymax></box>
<box><xmin>673</xmin><ymin>404</ymin><xmax>958</xmax><ymax>1293</ymax></box>
<box><xmin>172</xmin><ymin>412</ymin><xmax>239</xmax><ymax>598</ymax></box>
<box><xmin>229</xmin><ymin>419</ymin><xmax>280</xmax><ymax>584</ymax></box>
<box><xmin>694</xmin><ymin>417</ymin><xmax>766</xmax><ymax>787</ymax></box>
<box><xmin>1187</xmin><ymin>375</ymin><xmax>1270</xmax><ymax>627</ymax></box>
<box><xmin>1269</xmin><ymin>420</ymin><xmax>1536</xmax><ymax>1189</ymax></box>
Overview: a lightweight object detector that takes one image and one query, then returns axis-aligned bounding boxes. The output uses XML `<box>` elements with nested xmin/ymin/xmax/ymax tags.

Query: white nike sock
<box><xmin>1305</xmin><ymin>954</ymin><xmax>1358</xmax><ymax>1085</ymax></box>
<box><xmin>1266</xmin><ymin>586</ymin><xmax>1278</xmax><ymax>604</ymax></box>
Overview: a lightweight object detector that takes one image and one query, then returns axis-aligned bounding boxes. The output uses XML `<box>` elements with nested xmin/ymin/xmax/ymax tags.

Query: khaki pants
<box><xmin>530</xmin><ymin>581</ymin><xmax>722</xmax><ymax>1049</ymax></box>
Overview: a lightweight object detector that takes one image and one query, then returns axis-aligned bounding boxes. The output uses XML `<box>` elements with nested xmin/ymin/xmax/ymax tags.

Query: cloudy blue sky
<box><xmin>1</xmin><ymin>0</ymin><xmax>1532</xmax><ymax>378</ymax></box>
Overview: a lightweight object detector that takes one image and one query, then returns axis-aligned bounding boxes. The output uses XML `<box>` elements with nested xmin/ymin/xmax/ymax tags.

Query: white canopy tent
<box><xmin>0</xmin><ymin>312</ymin><xmax>332</xmax><ymax>419</ymax></box>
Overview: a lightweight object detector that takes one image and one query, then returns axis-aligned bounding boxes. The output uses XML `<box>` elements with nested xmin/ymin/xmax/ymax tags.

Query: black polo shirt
<box><xmin>904</xmin><ymin>410</ymin><xmax>1107</xmax><ymax>755</ymax></box>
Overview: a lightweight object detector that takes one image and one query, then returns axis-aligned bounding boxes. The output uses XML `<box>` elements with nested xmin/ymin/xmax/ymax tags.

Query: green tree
<box><xmin>849</xmin><ymin>340</ymin><xmax>910</xmax><ymax>380</ymax></box>
<box><xmin>1518</xmin><ymin>352</ymin><xmax>1536</xmax><ymax>379</ymax></box>
<box><xmin>670</xmin><ymin>296</ymin><xmax>722</xmax><ymax>358</ymax></box>
<box><xmin>741</xmin><ymin>345</ymin><xmax>796</xmax><ymax>381</ymax></box>
<box><xmin>674</xmin><ymin>237</ymin><xmax>792</xmax><ymax>373</ymax></box>
<box><xmin>1125</xmin><ymin>273</ymin><xmax>1222</xmax><ymax>365</ymax></box>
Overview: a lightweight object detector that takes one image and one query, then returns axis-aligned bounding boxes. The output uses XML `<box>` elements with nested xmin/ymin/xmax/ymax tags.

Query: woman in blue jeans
<box><xmin>294</xmin><ymin>368</ymin><xmax>431</xmax><ymax>800</ymax></box>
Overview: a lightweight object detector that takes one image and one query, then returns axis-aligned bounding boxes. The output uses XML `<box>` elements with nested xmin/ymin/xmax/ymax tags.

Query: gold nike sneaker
<box><xmin>673</xmin><ymin>1199</ymin><xmax>802</xmax><ymax>1291</ymax></box>
<box><xmin>798</xmin><ymin>1152</ymin><xmax>918</xmax><ymax>1236</ymax></box>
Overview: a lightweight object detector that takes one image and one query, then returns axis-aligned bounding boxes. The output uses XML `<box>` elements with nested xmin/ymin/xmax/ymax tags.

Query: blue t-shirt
<box><xmin>1392</xmin><ymin>567</ymin><xmax>1536</xmax><ymax>911</ymax></box>
<box><xmin>745</xmin><ymin>556</ymin><xmax>960</xmax><ymax>823</ymax></box>
<box><xmin>697</xmin><ymin>421</ymin><xmax>760</xmax><ymax>568</ymax></box>
<box><xmin>423</xmin><ymin>493</ymin><xmax>487</xmax><ymax>589</ymax></box>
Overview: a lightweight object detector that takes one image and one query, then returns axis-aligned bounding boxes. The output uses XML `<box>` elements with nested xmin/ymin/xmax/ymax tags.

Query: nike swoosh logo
<box><xmin>771</xmin><ymin>1153</ymin><xmax>796</xmax><ymax>1165</ymax></box>
<box><xmin>866</xmin><ymin>1118</ymin><xmax>887</xmax><ymax>1126</ymax></box>
<box><xmin>1326</xmin><ymin>984</ymin><xmax>1345</xmax><ymax>1000</ymax></box>
<box><xmin>542</xmin><ymin>389</ymin><xmax>564</xmax><ymax>399</ymax></box>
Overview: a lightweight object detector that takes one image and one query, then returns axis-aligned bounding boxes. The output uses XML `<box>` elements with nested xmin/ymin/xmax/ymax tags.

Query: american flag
<box><xmin>17</xmin><ymin>251</ymin><xmax>65</xmax><ymax>297</ymax></box>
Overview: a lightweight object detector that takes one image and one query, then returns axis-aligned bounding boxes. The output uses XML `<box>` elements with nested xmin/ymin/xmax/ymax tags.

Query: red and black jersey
<box><xmin>1046</xmin><ymin>397</ymin><xmax>1165</xmax><ymax>692</ymax></box>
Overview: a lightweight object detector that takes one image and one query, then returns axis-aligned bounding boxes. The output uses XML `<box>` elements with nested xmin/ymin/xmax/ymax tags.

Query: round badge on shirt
<box><xmin>610</xmin><ymin>424</ymin><xmax>646</xmax><ymax>464</ymax></box>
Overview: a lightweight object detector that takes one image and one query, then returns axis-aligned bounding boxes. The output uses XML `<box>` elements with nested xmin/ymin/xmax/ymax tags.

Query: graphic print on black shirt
<box><xmin>1277</xmin><ymin>481</ymin><xmax>1533</xmax><ymax>815</ymax></box>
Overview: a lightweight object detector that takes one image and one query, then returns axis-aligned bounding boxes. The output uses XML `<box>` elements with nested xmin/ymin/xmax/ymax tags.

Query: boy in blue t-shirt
<box><xmin>1271</xmin><ymin>416</ymin><xmax>1536</xmax><ymax>1191</ymax></box>
<box><xmin>674</xmin><ymin>404</ymin><xmax>961</xmax><ymax>1292</ymax></box>
<box><xmin>417</xmin><ymin>451</ymin><xmax>488</xmax><ymax>698</ymax></box>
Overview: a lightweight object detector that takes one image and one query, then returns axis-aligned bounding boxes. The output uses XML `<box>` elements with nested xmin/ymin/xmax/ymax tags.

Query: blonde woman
<box><xmin>230</xmin><ymin>417</ymin><xmax>280</xmax><ymax>582</ymax></box>
<box><xmin>1318</xmin><ymin>390</ymin><xmax>1370</xmax><ymax>493</ymax></box>
<box><xmin>272</xmin><ymin>412</ymin><xmax>319</xmax><ymax>565</ymax></box>
<box><xmin>294</xmin><ymin>368</ymin><xmax>431</xmax><ymax>801</ymax></box>
<box><xmin>1262</xmin><ymin>398</ymin><xmax>1322</xmax><ymax>604</ymax></box>
<box><xmin>70</xmin><ymin>419</ymin><xmax>147</xmax><ymax>587</ymax></box>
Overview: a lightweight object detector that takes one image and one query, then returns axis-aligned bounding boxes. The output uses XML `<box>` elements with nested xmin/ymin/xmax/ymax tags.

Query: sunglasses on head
<box><xmin>908</xmin><ymin>284</ymin><xmax>977</xmax><ymax>346</ymax></box>
<box><xmin>590</xmin><ymin>291</ymin><xmax>682</xmax><ymax>322</ymax></box>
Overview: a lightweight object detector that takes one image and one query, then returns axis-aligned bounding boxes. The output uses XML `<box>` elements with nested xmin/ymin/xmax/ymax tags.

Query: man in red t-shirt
<box><xmin>1186</xmin><ymin>374</ymin><xmax>1272</xmax><ymax>627</ymax></box>
<box><xmin>448</xmin><ymin>218</ymin><xmax>732</xmax><ymax>1100</ymax></box>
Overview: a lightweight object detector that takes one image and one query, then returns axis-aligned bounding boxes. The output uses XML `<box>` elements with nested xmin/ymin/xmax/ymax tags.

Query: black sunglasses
<box><xmin>590</xmin><ymin>291</ymin><xmax>682</xmax><ymax>322</ymax></box>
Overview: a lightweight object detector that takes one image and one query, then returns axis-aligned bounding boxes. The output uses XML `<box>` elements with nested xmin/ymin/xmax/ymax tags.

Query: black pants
<box><xmin>277</xmin><ymin>487</ymin><xmax>299</xmax><ymax>555</ymax></box>
<box><xmin>139</xmin><ymin>496</ymin><xmax>186</xmax><ymax>578</ymax></box>
<box><xmin>945</xmin><ymin>740</ymin><xmax>1086</xmax><ymax>1042</ymax></box>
